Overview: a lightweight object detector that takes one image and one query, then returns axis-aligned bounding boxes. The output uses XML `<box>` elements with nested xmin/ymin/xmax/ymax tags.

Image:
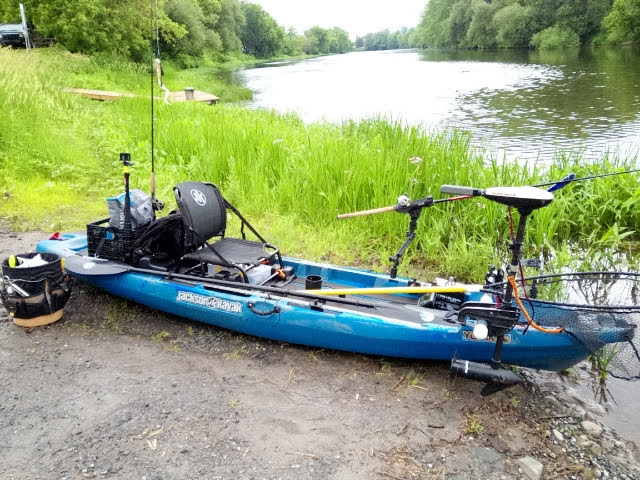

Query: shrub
<box><xmin>530</xmin><ymin>25</ymin><xmax>581</xmax><ymax>49</ymax></box>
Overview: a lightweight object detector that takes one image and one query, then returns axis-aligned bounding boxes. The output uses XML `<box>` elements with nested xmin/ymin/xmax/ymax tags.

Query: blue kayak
<box><xmin>37</xmin><ymin>232</ymin><xmax>603</xmax><ymax>373</ymax></box>
<box><xmin>34</xmin><ymin>182</ymin><xmax>637</xmax><ymax>383</ymax></box>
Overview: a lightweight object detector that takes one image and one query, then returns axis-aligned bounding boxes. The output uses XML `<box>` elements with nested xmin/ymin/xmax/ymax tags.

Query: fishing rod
<box><xmin>339</xmin><ymin>168</ymin><xmax>638</xmax><ymax>221</ymax></box>
<box><xmin>533</xmin><ymin>168</ymin><xmax>640</xmax><ymax>189</ymax></box>
<box><xmin>150</xmin><ymin>0</ymin><xmax>165</xmax><ymax>214</ymax></box>
<box><xmin>336</xmin><ymin>175</ymin><xmax>576</xmax><ymax>278</ymax></box>
<box><xmin>336</xmin><ymin>173</ymin><xmax>579</xmax><ymax>222</ymax></box>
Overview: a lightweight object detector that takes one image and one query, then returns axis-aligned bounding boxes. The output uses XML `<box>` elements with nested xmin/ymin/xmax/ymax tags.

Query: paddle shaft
<box><xmin>65</xmin><ymin>257</ymin><xmax>378</xmax><ymax>309</ymax></box>
<box><xmin>304</xmin><ymin>286</ymin><xmax>472</xmax><ymax>296</ymax></box>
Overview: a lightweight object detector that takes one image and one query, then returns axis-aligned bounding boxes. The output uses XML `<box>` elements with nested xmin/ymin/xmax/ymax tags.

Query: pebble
<box><xmin>517</xmin><ymin>456</ymin><xmax>544</xmax><ymax>480</ymax></box>
<box><xmin>590</xmin><ymin>442</ymin><xmax>603</xmax><ymax>456</ymax></box>
<box><xmin>552</xmin><ymin>429</ymin><xmax>564</xmax><ymax>442</ymax></box>
<box><xmin>577</xmin><ymin>434</ymin><xmax>591</xmax><ymax>447</ymax></box>
<box><xmin>581</xmin><ymin>420</ymin><xmax>604</xmax><ymax>438</ymax></box>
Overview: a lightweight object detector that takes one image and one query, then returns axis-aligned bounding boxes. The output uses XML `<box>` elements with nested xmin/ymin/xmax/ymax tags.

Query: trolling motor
<box><xmin>441</xmin><ymin>184</ymin><xmax>554</xmax><ymax>395</ymax></box>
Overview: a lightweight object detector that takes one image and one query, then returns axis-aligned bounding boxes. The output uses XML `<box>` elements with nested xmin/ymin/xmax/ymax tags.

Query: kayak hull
<box><xmin>37</xmin><ymin>234</ymin><xmax>594</xmax><ymax>372</ymax></box>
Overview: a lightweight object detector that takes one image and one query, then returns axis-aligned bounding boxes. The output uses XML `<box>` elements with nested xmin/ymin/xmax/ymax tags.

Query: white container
<box><xmin>246</xmin><ymin>264</ymin><xmax>272</xmax><ymax>285</ymax></box>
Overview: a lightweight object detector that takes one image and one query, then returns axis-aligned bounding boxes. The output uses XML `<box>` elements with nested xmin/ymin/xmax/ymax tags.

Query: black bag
<box><xmin>1</xmin><ymin>252</ymin><xmax>71</xmax><ymax>320</ymax></box>
<box><xmin>126</xmin><ymin>213</ymin><xmax>189</xmax><ymax>267</ymax></box>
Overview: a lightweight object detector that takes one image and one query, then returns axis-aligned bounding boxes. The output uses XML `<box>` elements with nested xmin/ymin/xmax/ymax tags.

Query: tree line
<box><xmin>415</xmin><ymin>0</ymin><xmax>640</xmax><ymax>50</ymax></box>
<box><xmin>354</xmin><ymin>27</ymin><xmax>420</xmax><ymax>51</ymax></box>
<box><xmin>0</xmin><ymin>0</ymin><xmax>353</xmax><ymax>64</ymax></box>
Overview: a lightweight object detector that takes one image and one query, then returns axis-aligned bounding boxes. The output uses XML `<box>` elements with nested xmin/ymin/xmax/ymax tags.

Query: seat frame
<box><xmin>174</xmin><ymin>182</ymin><xmax>284</xmax><ymax>282</ymax></box>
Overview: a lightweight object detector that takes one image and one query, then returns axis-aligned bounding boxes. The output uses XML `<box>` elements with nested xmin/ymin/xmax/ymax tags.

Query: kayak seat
<box><xmin>174</xmin><ymin>181</ymin><xmax>283</xmax><ymax>280</ymax></box>
<box><xmin>185</xmin><ymin>237</ymin><xmax>279</xmax><ymax>266</ymax></box>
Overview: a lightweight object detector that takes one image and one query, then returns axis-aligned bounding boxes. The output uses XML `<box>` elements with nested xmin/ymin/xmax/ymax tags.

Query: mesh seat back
<box><xmin>174</xmin><ymin>182</ymin><xmax>226</xmax><ymax>241</ymax></box>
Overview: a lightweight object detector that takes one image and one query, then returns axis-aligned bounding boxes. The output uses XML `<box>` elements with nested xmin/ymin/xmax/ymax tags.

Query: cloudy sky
<box><xmin>251</xmin><ymin>0</ymin><xmax>426</xmax><ymax>39</ymax></box>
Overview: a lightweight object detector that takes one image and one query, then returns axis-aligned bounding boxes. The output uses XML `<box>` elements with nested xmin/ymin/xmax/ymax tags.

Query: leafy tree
<box><xmin>302</xmin><ymin>34</ymin><xmax>319</xmax><ymax>55</ymax></box>
<box><xmin>305</xmin><ymin>26</ymin><xmax>329</xmax><ymax>54</ymax></box>
<box><xmin>416</xmin><ymin>0</ymin><xmax>612</xmax><ymax>49</ymax></box>
<box><xmin>0</xmin><ymin>0</ymin><xmax>352</xmax><ymax>61</ymax></box>
<box><xmin>446</xmin><ymin>0</ymin><xmax>473</xmax><ymax>47</ymax></box>
<box><xmin>0</xmin><ymin>0</ymin><xmax>184</xmax><ymax>62</ymax></box>
<box><xmin>240</xmin><ymin>2</ymin><xmax>284</xmax><ymax>57</ymax></box>
<box><xmin>602</xmin><ymin>0</ymin><xmax>640</xmax><ymax>43</ymax></box>
<box><xmin>466</xmin><ymin>0</ymin><xmax>498</xmax><ymax>48</ymax></box>
<box><xmin>360</xmin><ymin>28</ymin><xmax>414</xmax><ymax>51</ymax></box>
<box><xmin>164</xmin><ymin>0</ymin><xmax>218</xmax><ymax>63</ymax></box>
<box><xmin>354</xmin><ymin>36</ymin><xmax>364</xmax><ymax>48</ymax></box>
<box><xmin>332</xmin><ymin>27</ymin><xmax>352</xmax><ymax>53</ymax></box>
<box><xmin>417</xmin><ymin>0</ymin><xmax>454</xmax><ymax>47</ymax></box>
<box><xmin>492</xmin><ymin>3</ymin><xmax>534</xmax><ymax>47</ymax></box>
<box><xmin>215</xmin><ymin>0</ymin><xmax>245</xmax><ymax>54</ymax></box>
<box><xmin>531</xmin><ymin>0</ymin><xmax>612</xmax><ymax>42</ymax></box>
<box><xmin>282</xmin><ymin>27</ymin><xmax>303</xmax><ymax>56</ymax></box>
<box><xmin>363</xmin><ymin>30</ymin><xmax>389</xmax><ymax>50</ymax></box>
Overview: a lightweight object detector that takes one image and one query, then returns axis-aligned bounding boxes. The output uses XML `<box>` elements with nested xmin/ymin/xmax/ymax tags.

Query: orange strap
<box><xmin>508</xmin><ymin>276</ymin><xmax>564</xmax><ymax>334</ymax></box>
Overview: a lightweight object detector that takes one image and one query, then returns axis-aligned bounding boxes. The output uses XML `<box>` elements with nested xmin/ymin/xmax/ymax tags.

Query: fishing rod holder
<box><xmin>120</xmin><ymin>152</ymin><xmax>132</xmax><ymax>167</ymax></box>
<box><xmin>151</xmin><ymin>197</ymin><xmax>164</xmax><ymax>212</ymax></box>
<box><xmin>389</xmin><ymin>195</ymin><xmax>434</xmax><ymax>278</ymax></box>
<box><xmin>120</xmin><ymin>152</ymin><xmax>133</xmax><ymax>230</ymax></box>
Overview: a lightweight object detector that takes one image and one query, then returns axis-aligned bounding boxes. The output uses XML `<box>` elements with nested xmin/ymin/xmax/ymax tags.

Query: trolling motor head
<box><xmin>440</xmin><ymin>185</ymin><xmax>554</xmax><ymax>213</ymax></box>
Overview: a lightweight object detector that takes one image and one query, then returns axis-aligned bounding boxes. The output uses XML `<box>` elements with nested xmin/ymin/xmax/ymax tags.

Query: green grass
<box><xmin>1</xmin><ymin>48</ymin><xmax>639</xmax><ymax>281</ymax></box>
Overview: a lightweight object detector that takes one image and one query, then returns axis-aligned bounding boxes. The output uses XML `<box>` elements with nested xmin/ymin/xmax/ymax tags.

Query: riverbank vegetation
<box><xmin>0</xmin><ymin>0</ymin><xmax>352</xmax><ymax>67</ymax></box>
<box><xmin>415</xmin><ymin>0</ymin><xmax>640</xmax><ymax>50</ymax></box>
<box><xmin>1</xmin><ymin>49</ymin><xmax>638</xmax><ymax>281</ymax></box>
<box><xmin>355</xmin><ymin>27</ymin><xmax>419</xmax><ymax>51</ymax></box>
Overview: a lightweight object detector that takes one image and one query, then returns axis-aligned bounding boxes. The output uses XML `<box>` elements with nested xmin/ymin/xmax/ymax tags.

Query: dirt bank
<box><xmin>1</xmin><ymin>228</ymin><xmax>639</xmax><ymax>480</ymax></box>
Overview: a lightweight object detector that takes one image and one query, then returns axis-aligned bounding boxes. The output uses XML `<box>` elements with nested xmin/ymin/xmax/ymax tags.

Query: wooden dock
<box><xmin>169</xmin><ymin>88</ymin><xmax>219</xmax><ymax>105</ymax></box>
<box><xmin>64</xmin><ymin>87</ymin><xmax>219</xmax><ymax>105</ymax></box>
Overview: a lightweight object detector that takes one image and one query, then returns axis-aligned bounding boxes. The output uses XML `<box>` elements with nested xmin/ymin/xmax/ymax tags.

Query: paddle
<box><xmin>62</xmin><ymin>255</ymin><xmax>383</xmax><ymax>308</ymax></box>
<box><xmin>64</xmin><ymin>255</ymin><xmax>134</xmax><ymax>276</ymax></box>
<box><xmin>64</xmin><ymin>256</ymin><xmax>475</xmax><ymax>303</ymax></box>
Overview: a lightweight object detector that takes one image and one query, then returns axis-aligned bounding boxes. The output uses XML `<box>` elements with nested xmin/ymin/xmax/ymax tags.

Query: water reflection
<box><xmin>228</xmin><ymin>48</ymin><xmax>640</xmax><ymax>163</ymax></box>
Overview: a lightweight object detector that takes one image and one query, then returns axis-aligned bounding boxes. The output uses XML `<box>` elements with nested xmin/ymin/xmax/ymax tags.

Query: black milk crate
<box><xmin>87</xmin><ymin>219</ymin><xmax>147</xmax><ymax>262</ymax></box>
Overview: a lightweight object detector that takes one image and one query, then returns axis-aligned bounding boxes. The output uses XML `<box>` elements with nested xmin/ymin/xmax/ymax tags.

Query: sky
<box><xmin>251</xmin><ymin>0</ymin><xmax>426</xmax><ymax>39</ymax></box>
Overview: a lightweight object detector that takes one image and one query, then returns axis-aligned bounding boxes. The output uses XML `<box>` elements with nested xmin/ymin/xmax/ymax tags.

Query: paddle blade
<box><xmin>64</xmin><ymin>255</ymin><xmax>129</xmax><ymax>276</ymax></box>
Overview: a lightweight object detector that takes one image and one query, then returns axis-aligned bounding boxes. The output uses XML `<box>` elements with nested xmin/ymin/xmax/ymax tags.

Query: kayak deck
<box><xmin>36</xmin><ymin>233</ymin><xmax>596</xmax><ymax>372</ymax></box>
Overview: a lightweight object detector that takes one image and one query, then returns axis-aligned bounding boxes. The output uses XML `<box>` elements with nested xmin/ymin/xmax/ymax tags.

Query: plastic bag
<box><xmin>107</xmin><ymin>189</ymin><xmax>154</xmax><ymax>229</ymax></box>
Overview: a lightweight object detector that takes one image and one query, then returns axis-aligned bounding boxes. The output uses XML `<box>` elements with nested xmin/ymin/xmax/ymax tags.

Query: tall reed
<box><xmin>1</xmin><ymin>49</ymin><xmax>638</xmax><ymax>280</ymax></box>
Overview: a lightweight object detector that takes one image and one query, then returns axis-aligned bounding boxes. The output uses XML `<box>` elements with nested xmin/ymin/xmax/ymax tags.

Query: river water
<box><xmin>224</xmin><ymin>48</ymin><xmax>640</xmax><ymax>442</ymax></box>
<box><xmin>229</xmin><ymin>48</ymin><xmax>640</xmax><ymax>163</ymax></box>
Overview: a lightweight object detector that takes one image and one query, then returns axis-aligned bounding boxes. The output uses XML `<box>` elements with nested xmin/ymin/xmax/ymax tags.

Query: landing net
<box><xmin>495</xmin><ymin>272</ymin><xmax>640</xmax><ymax>380</ymax></box>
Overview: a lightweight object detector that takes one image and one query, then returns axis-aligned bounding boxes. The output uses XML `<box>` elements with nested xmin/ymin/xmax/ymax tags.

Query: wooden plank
<box><xmin>64</xmin><ymin>87</ymin><xmax>219</xmax><ymax>104</ymax></box>
<box><xmin>63</xmin><ymin>88</ymin><xmax>135</xmax><ymax>101</ymax></box>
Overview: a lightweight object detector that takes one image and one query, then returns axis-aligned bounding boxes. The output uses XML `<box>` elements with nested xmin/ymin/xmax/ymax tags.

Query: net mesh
<box><xmin>493</xmin><ymin>272</ymin><xmax>640</xmax><ymax>380</ymax></box>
